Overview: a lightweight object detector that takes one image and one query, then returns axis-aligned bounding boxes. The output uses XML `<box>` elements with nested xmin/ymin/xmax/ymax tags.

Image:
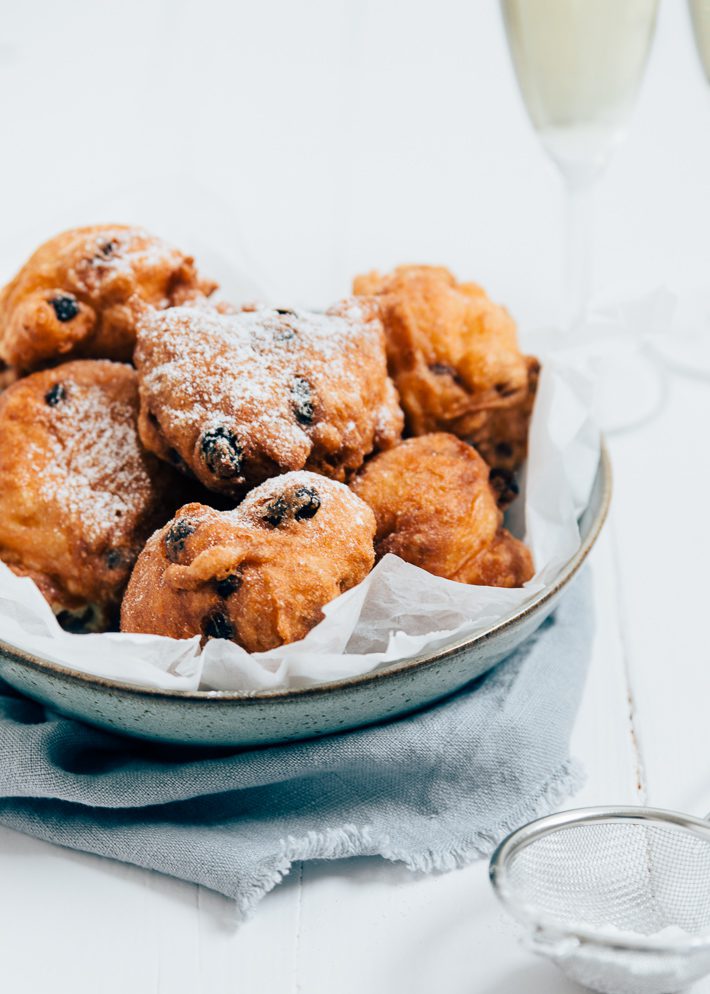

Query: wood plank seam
<box><xmin>609</xmin><ymin>512</ymin><xmax>648</xmax><ymax>804</ymax></box>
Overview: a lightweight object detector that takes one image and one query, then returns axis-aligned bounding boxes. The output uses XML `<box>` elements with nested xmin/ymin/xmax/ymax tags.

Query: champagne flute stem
<box><xmin>562</xmin><ymin>178</ymin><xmax>596</xmax><ymax>331</ymax></box>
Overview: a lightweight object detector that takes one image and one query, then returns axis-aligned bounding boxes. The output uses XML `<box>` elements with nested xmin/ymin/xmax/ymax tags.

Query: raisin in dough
<box><xmin>121</xmin><ymin>472</ymin><xmax>376</xmax><ymax>652</ymax></box>
<box><xmin>134</xmin><ymin>300</ymin><xmax>404</xmax><ymax>496</ymax></box>
<box><xmin>0</xmin><ymin>360</ymin><xmax>180</xmax><ymax>630</ymax></box>
<box><xmin>0</xmin><ymin>225</ymin><xmax>216</xmax><ymax>372</ymax></box>
<box><xmin>351</xmin><ymin>433</ymin><xmax>533</xmax><ymax>587</ymax></box>
<box><xmin>353</xmin><ymin>265</ymin><xmax>539</xmax><ymax>475</ymax></box>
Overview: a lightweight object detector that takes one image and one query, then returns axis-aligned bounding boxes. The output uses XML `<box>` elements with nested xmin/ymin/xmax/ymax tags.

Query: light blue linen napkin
<box><xmin>0</xmin><ymin>570</ymin><xmax>592</xmax><ymax>918</ymax></box>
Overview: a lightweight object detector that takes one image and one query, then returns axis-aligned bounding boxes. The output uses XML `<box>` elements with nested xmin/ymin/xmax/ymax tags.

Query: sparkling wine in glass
<box><xmin>501</xmin><ymin>0</ymin><xmax>659</xmax><ymax>330</ymax></box>
<box><xmin>690</xmin><ymin>0</ymin><xmax>710</xmax><ymax>82</ymax></box>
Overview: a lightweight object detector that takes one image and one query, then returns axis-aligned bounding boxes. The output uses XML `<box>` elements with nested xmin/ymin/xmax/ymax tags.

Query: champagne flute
<box><xmin>690</xmin><ymin>0</ymin><xmax>710</xmax><ymax>82</ymax></box>
<box><xmin>648</xmin><ymin>0</ymin><xmax>710</xmax><ymax>380</ymax></box>
<box><xmin>501</xmin><ymin>0</ymin><xmax>659</xmax><ymax>331</ymax></box>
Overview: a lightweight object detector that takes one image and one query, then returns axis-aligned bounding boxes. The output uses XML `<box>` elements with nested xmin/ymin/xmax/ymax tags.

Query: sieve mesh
<box><xmin>491</xmin><ymin>810</ymin><xmax>710</xmax><ymax>994</ymax></box>
<box><xmin>504</xmin><ymin>820</ymin><xmax>710</xmax><ymax>935</ymax></box>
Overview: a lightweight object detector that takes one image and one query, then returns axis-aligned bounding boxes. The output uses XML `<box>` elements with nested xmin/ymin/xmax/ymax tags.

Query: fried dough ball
<box><xmin>350</xmin><ymin>433</ymin><xmax>533</xmax><ymax>587</ymax></box>
<box><xmin>0</xmin><ymin>360</ymin><xmax>180</xmax><ymax>630</ymax></box>
<box><xmin>472</xmin><ymin>354</ymin><xmax>539</xmax><ymax>474</ymax></box>
<box><xmin>0</xmin><ymin>225</ymin><xmax>216</xmax><ymax>372</ymax></box>
<box><xmin>353</xmin><ymin>265</ymin><xmax>539</xmax><ymax>474</ymax></box>
<box><xmin>134</xmin><ymin>300</ymin><xmax>404</xmax><ymax>497</ymax></box>
<box><xmin>121</xmin><ymin>472</ymin><xmax>376</xmax><ymax>652</ymax></box>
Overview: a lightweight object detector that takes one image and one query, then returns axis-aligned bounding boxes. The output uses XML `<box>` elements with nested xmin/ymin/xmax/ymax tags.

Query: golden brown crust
<box><xmin>353</xmin><ymin>265</ymin><xmax>538</xmax><ymax>473</ymax></box>
<box><xmin>470</xmin><ymin>354</ymin><xmax>540</xmax><ymax>475</ymax></box>
<box><xmin>350</xmin><ymin>433</ymin><xmax>533</xmax><ymax>587</ymax></box>
<box><xmin>134</xmin><ymin>300</ymin><xmax>404</xmax><ymax>497</ymax></box>
<box><xmin>0</xmin><ymin>225</ymin><xmax>216</xmax><ymax>372</ymax></box>
<box><xmin>0</xmin><ymin>360</ymin><xmax>181</xmax><ymax>621</ymax></box>
<box><xmin>121</xmin><ymin>472</ymin><xmax>376</xmax><ymax>652</ymax></box>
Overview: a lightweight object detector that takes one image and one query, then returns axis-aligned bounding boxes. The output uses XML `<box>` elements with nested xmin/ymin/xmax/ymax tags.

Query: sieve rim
<box><xmin>489</xmin><ymin>805</ymin><xmax>710</xmax><ymax>956</ymax></box>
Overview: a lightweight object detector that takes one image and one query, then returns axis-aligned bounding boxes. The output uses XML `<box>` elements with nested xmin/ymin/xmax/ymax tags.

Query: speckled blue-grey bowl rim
<box><xmin>0</xmin><ymin>445</ymin><xmax>611</xmax><ymax>706</ymax></box>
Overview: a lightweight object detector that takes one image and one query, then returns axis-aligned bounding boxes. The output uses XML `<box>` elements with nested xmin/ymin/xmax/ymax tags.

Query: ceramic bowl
<box><xmin>0</xmin><ymin>448</ymin><xmax>611</xmax><ymax>748</ymax></box>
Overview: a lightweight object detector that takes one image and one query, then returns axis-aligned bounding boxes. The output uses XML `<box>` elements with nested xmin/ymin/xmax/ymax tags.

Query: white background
<box><xmin>1</xmin><ymin>1</ymin><xmax>710</xmax><ymax>992</ymax></box>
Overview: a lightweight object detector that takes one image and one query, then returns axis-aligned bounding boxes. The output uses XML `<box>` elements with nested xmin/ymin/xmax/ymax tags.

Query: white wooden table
<box><xmin>1</xmin><ymin>1</ymin><xmax>710</xmax><ymax>991</ymax></box>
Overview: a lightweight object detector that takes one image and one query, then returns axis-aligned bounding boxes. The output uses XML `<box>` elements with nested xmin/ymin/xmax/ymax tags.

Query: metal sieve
<box><xmin>489</xmin><ymin>806</ymin><xmax>710</xmax><ymax>994</ymax></box>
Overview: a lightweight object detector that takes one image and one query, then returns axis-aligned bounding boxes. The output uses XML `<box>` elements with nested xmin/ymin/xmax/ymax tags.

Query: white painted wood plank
<box><xmin>0</xmin><ymin>827</ymin><xmax>172</xmax><ymax>993</ymax></box>
<box><xmin>0</xmin><ymin>825</ymin><xmax>301</xmax><ymax>994</ymax></box>
<box><xmin>194</xmin><ymin>874</ymin><xmax>302</xmax><ymax>994</ymax></box>
<box><xmin>607</xmin><ymin>372</ymin><xmax>710</xmax><ymax>817</ymax></box>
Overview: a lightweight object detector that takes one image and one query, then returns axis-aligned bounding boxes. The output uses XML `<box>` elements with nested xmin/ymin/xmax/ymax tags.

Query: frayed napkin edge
<box><xmin>233</xmin><ymin>757</ymin><xmax>585</xmax><ymax>920</ymax></box>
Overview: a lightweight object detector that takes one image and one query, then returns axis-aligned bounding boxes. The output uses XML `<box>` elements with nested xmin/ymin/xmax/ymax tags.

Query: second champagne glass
<box><xmin>690</xmin><ymin>0</ymin><xmax>710</xmax><ymax>81</ymax></box>
<box><xmin>650</xmin><ymin>0</ymin><xmax>710</xmax><ymax>379</ymax></box>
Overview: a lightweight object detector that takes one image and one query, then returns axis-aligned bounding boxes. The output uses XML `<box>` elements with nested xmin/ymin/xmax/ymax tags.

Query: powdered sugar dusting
<box><xmin>5</xmin><ymin>363</ymin><xmax>167</xmax><ymax>558</ymax></box>
<box><xmin>236</xmin><ymin>470</ymin><xmax>374</xmax><ymax>533</ymax></box>
<box><xmin>135</xmin><ymin>301</ymin><xmax>403</xmax><ymax>491</ymax></box>
<box><xmin>68</xmin><ymin>225</ymin><xmax>208</xmax><ymax>308</ymax></box>
<box><xmin>38</xmin><ymin>383</ymin><xmax>154</xmax><ymax>545</ymax></box>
